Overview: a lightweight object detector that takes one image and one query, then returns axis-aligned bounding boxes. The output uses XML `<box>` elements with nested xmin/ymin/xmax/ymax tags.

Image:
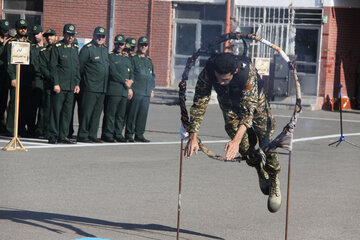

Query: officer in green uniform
<box><xmin>5</xmin><ymin>19</ymin><xmax>34</xmax><ymax>137</ymax></box>
<box><xmin>29</xmin><ymin>24</ymin><xmax>46</xmax><ymax>137</ymax></box>
<box><xmin>48</xmin><ymin>24</ymin><xmax>80</xmax><ymax>144</ymax></box>
<box><xmin>184</xmin><ymin>53</ymin><xmax>281</xmax><ymax>213</ymax></box>
<box><xmin>125</xmin><ymin>36</ymin><xmax>155</xmax><ymax>142</ymax></box>
<box><xmin>101</xmin><ymin>34</ymin><xmax>133</xmax><ymax>142</ymax></box>
<box><xmin>39</xmin><ymin>29</ymin><xmax>57</xmax><ymax>138</ymax></box>
<box><xmin>0</xmin><ymin>19</ymin><xmax>10</xmax><ymax>134</ymax></box>
<box><xmin>77</xmin><ymin>26</ymin><xmax>109</xmax><ymax>143</ymax></box>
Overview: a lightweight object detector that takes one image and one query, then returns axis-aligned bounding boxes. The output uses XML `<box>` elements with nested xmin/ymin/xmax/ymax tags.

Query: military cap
<box><xmin>114</xmin><ymin>34</ymin><xmax>125</xmax><ymax>44</ymax></box>
<box><xmin>15</xmin><ymin>19</ymin><xmax>27</xmax><ymax>28</ymax></box>
<box><xmin>94</xmin><ymin>26</ymin><xmax>106</xmax><ymax>35</ymax></box>
<box><xmin>32</xmin><ymin>25</ymin><xmax>43</xmax><ymax>34</ymax></box>
<box><xmin>43</xmin><ymin>29</ymin><xmax>57</xmax><ymax>37</ymax></box>
<box><xmin>63</xmin><ymin>24</ymin><xmax>77</xmax><ymax>34</ymax></box>
<box><xmin>125</xmin><ymin>37</ymin><xmax>136</xmax><ymax>49</ymax></box>
<box><xmin>138</xmin><ymin>36</ymin><xmax>149</xmax><ymax>45</ymax></box>
<box><xmin>0</xmin><ymin>20</ymin><xmax>10</xmax><ymax>31</ymax></box>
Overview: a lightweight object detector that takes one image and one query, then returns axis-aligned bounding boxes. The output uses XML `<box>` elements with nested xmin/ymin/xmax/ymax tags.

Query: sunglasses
<box><xmin>140</xmin><ymin>43</ymin><xmax>148</xmax><ymax>47</ymax></box>
<box><xmin>96</xmin><ymin>35</ymin><xmax>106</xmax><ymax>39</ymax></box>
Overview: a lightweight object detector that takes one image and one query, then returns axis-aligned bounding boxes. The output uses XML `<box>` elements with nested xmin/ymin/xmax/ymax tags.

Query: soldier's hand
<box><xmin>53</xmin><ymin>85</ymin><xmax>61</xmax><ymax>94</ymax></box>
<box><xmin>74</xmin><ymin>86</ymin><xmax>80</xmax><ymax>94</ymax></box>
<box><xmin>225</xmin><ymin>140</ymin><xmax>240</xmax><ymax>161</ymax></box>
<box><xmin>11</xmin><ymin>79</ymin><xmax>16</xmax><ymax>88</ymax></box>
<box><xmin>128</xmin><ymin>89</ymin><xmax>133</xmax><ymax>100</ymax></box>
<box><xmin>184</xmin><ymin>132</ymin><xmax>199</xmax><ymax>158</ymax></box>
<box><xmin>125</xmin><ymin>79</ymin><xmax>133</xmax><ymax>88</ymax></box>
<box><xmin>150</xmin><ymin>91</ymin><xmax>154</xmax><ymax>101</ymax></box>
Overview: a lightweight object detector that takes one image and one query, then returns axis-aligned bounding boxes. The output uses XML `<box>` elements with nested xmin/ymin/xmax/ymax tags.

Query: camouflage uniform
<box><xmin>189</xmin><ymin>56</ymin><xmax>280</xmax><ymax>174</ymax></box>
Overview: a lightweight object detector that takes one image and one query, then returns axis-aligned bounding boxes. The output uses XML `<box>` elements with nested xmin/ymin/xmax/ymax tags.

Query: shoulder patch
<box><xmin>73</xmin><ymin>44</ymin><xmax>79</xmax><ymax>48</ymax></box>
<box><xmin>86</xmin><ymin>43</ymin><xmax>92</xmax><ymax>48</ymax></box>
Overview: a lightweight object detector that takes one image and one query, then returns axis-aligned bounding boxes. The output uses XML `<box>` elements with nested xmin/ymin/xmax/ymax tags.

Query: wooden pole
<box><xmin>176</xmin><ymin>139</ymin><xmax>184</xmax><ymax>240</ymax></box>
<box><xmin>3</xmin><ymin>64</ymin><xmax>27</xmax><ymax>151</ymax></box>
<box><xmin>285</xmin><ymin>151</ymin><xmax>292</xmax><ymax>240</ymax></box>
<box><xmin>224</xmin><ymin>0</ymin><xmax>232</xmax><ymax>52</ymax></box>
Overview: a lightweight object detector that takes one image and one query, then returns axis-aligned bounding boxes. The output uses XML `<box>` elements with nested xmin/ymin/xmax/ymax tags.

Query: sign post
<box><xmin>3</xmin><ymin>41</ymin><xmax>30</xmax><ymax>151</ymax></box>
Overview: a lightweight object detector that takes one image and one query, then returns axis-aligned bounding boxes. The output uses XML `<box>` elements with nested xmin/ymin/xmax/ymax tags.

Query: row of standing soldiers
<box><xmin>0</xmin><ymin>19</ymin><xmax>155</xmax><ymax>144</ymax></box>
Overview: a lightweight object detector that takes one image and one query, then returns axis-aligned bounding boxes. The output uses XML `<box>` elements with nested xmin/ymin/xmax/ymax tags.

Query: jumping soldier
<box><xmin>184</xmin><ymin>52</ymin><xmax>281</xmax><ymax>213</ymax></box>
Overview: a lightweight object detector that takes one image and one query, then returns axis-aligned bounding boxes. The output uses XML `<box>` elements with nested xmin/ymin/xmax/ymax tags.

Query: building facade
<box><xmin>1</xmin><ymin>0</ymin><xmax>360</xmax><ymax>109</ymax></box>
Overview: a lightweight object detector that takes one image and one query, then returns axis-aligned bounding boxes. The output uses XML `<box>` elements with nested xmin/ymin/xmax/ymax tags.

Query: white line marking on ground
<box><xmin>1</xmin><ymin>133</ymin><xmax>360</xmax><ymax>149</ymax></box>
<box><xmin>274</xmin><ymin>114</ymin><xmax>360</xmax><ymax>123</ymax></box>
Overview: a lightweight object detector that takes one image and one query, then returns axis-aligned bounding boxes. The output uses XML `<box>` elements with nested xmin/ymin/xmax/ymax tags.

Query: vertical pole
<box><xmin>14</xmin><ymin>64</ymin><xmax>21</xmax><ymax>140</ymax></box>
<box><xmin>224</xmin><ymin>0</ymin><xmax>232</xmax><ymax>52</ymax></box>
<box><xmin>285</xmin><ymin>151</ymin><xmax>292</xmax><ymax>240</ymax></box>
<box><xmin>177</xmin><ymin>139</ymin><xmax>184</xmax><ymax>240</ymax></box>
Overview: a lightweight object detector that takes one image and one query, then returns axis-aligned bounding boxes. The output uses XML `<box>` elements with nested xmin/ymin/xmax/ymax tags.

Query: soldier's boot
<box><xmin>255</xmin><ymin>161</ymin><xmax>270</xmax><ymax>195</ymax></box>
<box><xmin>267</xmin><ymin>173</ymin><xmax>281</xmax><ymax>213</ymax></box>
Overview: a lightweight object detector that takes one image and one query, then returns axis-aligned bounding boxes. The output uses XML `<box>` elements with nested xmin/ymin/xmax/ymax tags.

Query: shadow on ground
<box><xmin>0</xmin><ymin>208</ymin><xmax>223</xmax><ymax>239</ymax></box>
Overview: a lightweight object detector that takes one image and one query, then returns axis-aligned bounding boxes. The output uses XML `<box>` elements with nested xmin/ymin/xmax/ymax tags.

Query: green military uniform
<box><xmin>48</xmin><ymin>24</ymin><xmax>80</xmax><ymax>142</ymax></box>
<box><xmin>101</xmin><ymin>34</ymin><xmax>132</xmax><ymax>141</ymax></box>
<box><xmin>0</xmin><ymin>20</ymin><xmax>10</xmax><ymax>133</ymax></box>
<box><xmin>125</xmin><ymin>37</ymin><xmax>155</xmax><ymax>141</ymax></box>
<box><xmin>39</xmin><ymin>29</ymin><xmax>56</xmax><ymax>138</ymax></box>
<box><xmin>77</xmin><ymin>26</ymin><xmax>109</xmax><ymax>141</ymax></box>
<box><xmin>189</xmin><ymin>54</ymin><xmax>280</xmax><ymax>174</ymax></box>
<box><xmin>29</xmin><ymin>25</ymin><xmax>46</xmax><ymax>137</ymax></box>
<box><xmin>5</xmin><ymin>19</ymin><xmax>34</xmax><ymax>136</ymax></box>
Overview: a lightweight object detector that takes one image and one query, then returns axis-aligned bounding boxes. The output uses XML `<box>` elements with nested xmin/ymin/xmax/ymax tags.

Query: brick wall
<box><xmin>320</xmin><ymin>7</ymin><xmax>360</xmax><ymax>109</ymax></box>
<box><xmin>42</xmin><ymin>0</ymin><xmax>172</xmax><ymax>87</ymax></box>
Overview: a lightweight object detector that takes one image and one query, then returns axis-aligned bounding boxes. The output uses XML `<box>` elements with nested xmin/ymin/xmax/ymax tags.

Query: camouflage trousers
<box><xmin>224</xmin><ymin>113</ymin><xmax>281</xmax><ymax>174</ymax></box>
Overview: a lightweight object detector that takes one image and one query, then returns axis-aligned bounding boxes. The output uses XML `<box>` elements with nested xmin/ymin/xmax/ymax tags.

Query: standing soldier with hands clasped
<box><xmin>77</xmin><ymin>26</ymin><xmax>109</xmax><ymax>143</ymax></box>
<box><xmin>101</xmin><ymin>34</ymin><xmax>133</xmax><ymax>143</ymax></box>
<box><xmin>125</xmin><ymin>36</ymin><xmax>155</xmax><ymax>142</ymax></box>
<box><xmin>48</xmin><ymin>24</ymin><xmax>80</xmax><ymax>144</ymax></box>
<box><xmin>0</xmin><ymin>19</ymin><xmax>11</xmax><ymax>134</ymax></box>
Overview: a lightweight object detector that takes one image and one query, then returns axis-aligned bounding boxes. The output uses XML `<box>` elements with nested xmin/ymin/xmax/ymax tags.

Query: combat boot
<box><xmin>255</xmin><ymin>162</ymin><xmax>270</xmax><ymax>195</ymax></box>
<box><xmin>268</xmin><ymin>173</ymin><xmax>281</xmax><ymax>213</ymax></box>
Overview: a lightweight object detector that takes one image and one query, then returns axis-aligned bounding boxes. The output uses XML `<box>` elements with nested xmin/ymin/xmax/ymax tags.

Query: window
<box><xmin>2</xmin><ymin>0</ymin><xmax>43</xmax><ymax>28</ymax></box>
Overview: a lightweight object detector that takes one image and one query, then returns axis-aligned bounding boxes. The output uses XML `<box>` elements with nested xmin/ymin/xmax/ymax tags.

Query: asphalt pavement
<box><xmin>1</xmin><ymin>104</ymin><xmax>360</xmax><ymax>240</ymax></box>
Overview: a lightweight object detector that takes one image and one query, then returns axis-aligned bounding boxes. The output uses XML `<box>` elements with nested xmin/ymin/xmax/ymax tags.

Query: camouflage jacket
<box><xmin>189</xmin><ymin>56</ymin><xmax>272</xmax><ymax>136</ymax></box>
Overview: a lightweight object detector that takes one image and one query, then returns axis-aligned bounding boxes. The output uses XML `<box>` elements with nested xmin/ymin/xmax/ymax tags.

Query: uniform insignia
<box><xmin>56</xmin><ymin>42</ymin><xmax>62</xmax><ymax>47</ymax></box>
<box><xmin>40</xmin><ymin>48</ymin><xmax>47</xmax><ymax>52</ymax></box>
<box><xmin>131</xmin><ymin>39</ymin><xmax>136</xmax><ymax>44</ymax></box>
<box><xmin>95</xmin><ymin>56</ymin><xmax>100</xmax><ymax>59</ymax></box>
<box><xmin>33</xmin><ymin>26</ymin><xmax>37</xmax><ymax>30</ymax></box>
<box><xmin>86</xmin><ymin>43</ymin><xmax>92</xmax><ymax>47</ymax></box>
<box><xmin>245</xmin><ymin>83</ymin><xmax>253</xmax><ymax>90</ymax></box>
<box><xmin>99</xmin><ymin>28</ymin><xmax>104</xmax><ymax>33</ymax></box>
<box><xmin>128</xmin><ymin>68</ymin><xmax>130</xmax><ymax>72</ymax></box>
<box><xmin>20</xmin><ymin>20</ymin><xmax>25</xmax><ymax>24</ymax></box>
<box><xmin>69</xmin><ymin>25</ymin><xmax>75</xmax><ymax>31</ymax></box>
<box><xmin>74</xmin><ymin>44</ymin><xmax>79</xmax><ymax>48</ymax></box>
<box><xmin>5</xmin><ymin>21</ymin><xmax>9</xmax><ymax>26</ymax></box>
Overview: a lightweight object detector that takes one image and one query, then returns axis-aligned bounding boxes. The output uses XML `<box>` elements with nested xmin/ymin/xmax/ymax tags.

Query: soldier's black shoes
<box><xmin>101</xmin><ymin>136</ymin><xmax>116</xmax><ymax>143</ymax></box>
<box><xmin>126</xmin><ymin>138</ymin><xmax>135</xmax><ymax>142</ymax></box>
<box><xmin>89</xmin><ymin>137</ymin><xmax>103</xmax><ymax>143</ymax></box>
<box><xmin>135</xmin><ymin>137</ymin><xmax>150</xmax><ymax>142</ymax></box>
<box><xmin>77</xmin><ymin>137</ymin><xmax>92</xmax><ymax>143</ymax></box>
<box><xmin>116</xmin><ymin>137</ymin><xmax>127</xmax><ymax>142</ymax></box>
<box><xmin>48</xmin><ymin>137</ymin><xmax>57</xmax><ymax>144</ymax></box>
<box><xmin>58</xmin><ymin>137</ymin><xmax>76</xmax><ymax>144</ymax></box>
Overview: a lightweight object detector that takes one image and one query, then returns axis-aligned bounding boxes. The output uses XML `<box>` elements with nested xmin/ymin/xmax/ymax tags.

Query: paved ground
<box><xmin>1</xmin><ymin>104</ymin><xmax>360</xmax><ymax>240</ymax></box>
